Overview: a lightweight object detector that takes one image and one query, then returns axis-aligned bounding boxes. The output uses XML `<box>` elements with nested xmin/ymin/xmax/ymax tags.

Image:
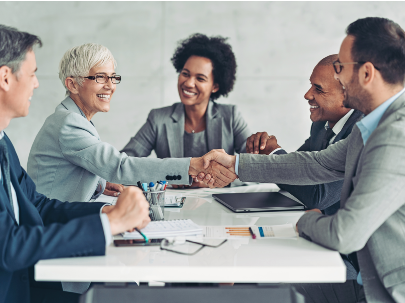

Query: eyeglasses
<box><xmin>160</xmin><ymin>238</ymin><xmax>227</xmax><ymax>256</ymax></box>
<box><xmin>333</xmin><ymin>60</ymin><xmax>379</xmax><ymax>74</ymax></box>
<box><xmin>82</xmin><ymin>74</ymin><xmax>122</xmax><ymax>84</ymax></box>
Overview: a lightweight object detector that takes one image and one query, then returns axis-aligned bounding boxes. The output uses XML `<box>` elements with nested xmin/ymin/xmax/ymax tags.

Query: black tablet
<box><xmin>212</xmin><ymin>192</ymin><xmax>305</xmax><ymax>212</ymax></box>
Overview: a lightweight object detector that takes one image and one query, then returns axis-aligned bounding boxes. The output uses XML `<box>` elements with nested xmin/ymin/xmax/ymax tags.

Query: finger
<box><xmin>198</xmin><ymin>172</ymin><xmax>205</xmax><ymax>179</ymax></box>
<box><xmin>246</xmin><ymin>135</ymin><xmax>253</xmax><ymax>153</ymax></box>
<box><xmin>253</xmin><ymin>133</ymin><xmax>262</xmax><ymax>154</ymax></box>
<box><xmin>213</xmin><ymin>162</ymin><xmax>237</xmax><ymax>180</ymax></box>
<box><xmin>103</xmin><ymin>189</ymin><xmax>116</xmax><ymax>197</ymax></box>
<box><xmin>260</xmin><ymin>132</ymin><xmax>269</xmax><ymax>150</ymax></box>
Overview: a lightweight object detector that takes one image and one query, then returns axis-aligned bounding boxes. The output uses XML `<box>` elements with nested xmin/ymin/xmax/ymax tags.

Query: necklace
<box><xmin>186</xmin><ymin>116</ymin><xmax>205</xmax><ymax>134</ymax></box>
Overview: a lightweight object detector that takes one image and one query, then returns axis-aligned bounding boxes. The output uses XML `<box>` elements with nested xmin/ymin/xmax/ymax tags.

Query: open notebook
<box><xmin>123</xmin><ymin>219</ymin><xmax>203</xmax><ymax>239</ymax></box>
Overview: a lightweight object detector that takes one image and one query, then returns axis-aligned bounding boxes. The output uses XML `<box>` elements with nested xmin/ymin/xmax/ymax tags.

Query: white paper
<box><xmin>202</xmin><ymin>224</ymin><xmax>296</xmax><ymax>239</ymax></box>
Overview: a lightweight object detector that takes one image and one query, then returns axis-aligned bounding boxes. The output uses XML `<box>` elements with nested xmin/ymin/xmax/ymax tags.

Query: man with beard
<box><xmin>200</xmin><ymin>17</ymin><xmax>405</xmax><ymax>303</ymax></box>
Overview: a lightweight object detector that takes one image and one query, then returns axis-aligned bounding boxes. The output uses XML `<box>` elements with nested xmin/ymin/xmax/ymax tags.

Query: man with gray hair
<box><xmin>0</xmin><ymin>24</ymin><xmax>151</xmax><ymax>303</ymax></box>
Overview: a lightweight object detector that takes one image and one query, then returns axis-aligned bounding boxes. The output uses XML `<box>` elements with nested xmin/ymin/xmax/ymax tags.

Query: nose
<box><xmin>183</xmin><ymin>76</ymin><xmax>195</xmax><ymax>88</ymax></box>
<box><xmin>34</xmin><ymin>74</ymin><xmax>39</xmax><ymax>89</ymax></box>
<box><xmin>304</xmin><ymin>87</ymin><xmax>313</xmax><ymax>101</ymax></box>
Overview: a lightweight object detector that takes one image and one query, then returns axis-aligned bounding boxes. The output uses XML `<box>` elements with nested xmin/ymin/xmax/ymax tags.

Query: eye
<box><xmin>197</xmin><ymin>77</ymin><xmax>205</xmax><ymax>82</ymax></box>
<box><xmin>96</xmin><ymin>75</ymin><xmax>105</xmax><ymax>80</ymax></box>
<box><xmin>315</xmin><ymin>87</ymin><xmax>323</xmax><ymax>93</ymax></box>
<box><xmin>181</xmin><ymin>71</ymin><xmax>189</xmax><ymax>77</ymax></box>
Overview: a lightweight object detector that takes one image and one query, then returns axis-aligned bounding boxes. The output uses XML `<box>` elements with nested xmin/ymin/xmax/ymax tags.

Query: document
<box><xmin>123</xmin><ymin>219</ymin><xmax>203</xmax><ymax>239</ymax></box>
<box><xmin>202</xmin><ymin>224</ymin><xmax>297</xmax><ymax>239</ymax></box>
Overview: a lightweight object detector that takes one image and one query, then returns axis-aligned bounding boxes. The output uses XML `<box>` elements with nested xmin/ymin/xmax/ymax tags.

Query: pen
<box><xmin>137</xmin><ymin>181</ymin><xmax>143</xmax><ymax>191</ymax></box>
<box><xmin>135</xmin><ymin>227</ymin><xmax>149</xmax><ymax>243</ymax></box>
<box><xmin>249</xmin><ymin>227</ymin><xmax>257</xmax><ymax>239</ymax></box>
<box><xmin>142</xmin><ymin>183</ymin><xmax>148</xmax><ymax>192</ymax></box>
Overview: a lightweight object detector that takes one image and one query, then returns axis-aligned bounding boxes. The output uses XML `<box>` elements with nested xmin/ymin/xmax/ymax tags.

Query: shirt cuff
<box><xmin>100</xmin><ymin>207</ymin><xmax>113</xmax><ymax>247</ymax></box>
<box><xmin>270</xmin><ymin>147</ymin><xmax>284</xmax><ymax>155</ymax></box>
<box><xmin>235</xmin><ymin>154</ymin><xmax>240</xmax><ymax>175</ymax></box>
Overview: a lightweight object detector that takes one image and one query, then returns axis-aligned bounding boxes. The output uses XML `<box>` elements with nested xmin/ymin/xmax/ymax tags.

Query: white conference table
<box><xmin>35</xmin><ymin>183</ymin><xmax>346</xmax><ymax>284</ymax></box>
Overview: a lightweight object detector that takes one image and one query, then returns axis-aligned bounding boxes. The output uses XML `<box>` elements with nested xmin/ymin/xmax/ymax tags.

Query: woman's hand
<box><xmin>104</xmin><ymin>182</ymin><xmax>125</xmax><ymax>197</ymax></box>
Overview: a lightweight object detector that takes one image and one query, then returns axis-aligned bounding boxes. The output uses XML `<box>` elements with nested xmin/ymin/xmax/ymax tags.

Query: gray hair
<box><xmin>0</xmin><ymin>24</ymin><xmax>42</xmax><ymax>74</ymax></box>
<box><xmin>59</xmin><ymin>43</ymin><xmax>116</xmax><ymax>95</ymax></box>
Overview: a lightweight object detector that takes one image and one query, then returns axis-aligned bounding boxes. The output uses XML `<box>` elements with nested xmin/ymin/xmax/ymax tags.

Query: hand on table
<box><xmin>189</xmin><ymin>150</ymin><xmax>237</xmax><ymax>188</ymax></box>
<box><xmin>246</xmin><ymin>132</ymin><xmax>281</xmax><ymax>155</ymax></box>
<box><xmin>296</xmin><ymin>209</ymin><xmax>323</xmax><ymax>233</ymax></box>
<box><xmin>171</xmin><ymin>177</ymin><xmax>209</xmax><ymax>189</ymax></box>
<box><xmin>104</xmin><ymin>182</ymin><xmax>125</xmax><ymax>197</ymax></box>
<box><xmin>103</xmin><ymin>187</ymin><xmax>150</xmax><ymax>235</ymax></box>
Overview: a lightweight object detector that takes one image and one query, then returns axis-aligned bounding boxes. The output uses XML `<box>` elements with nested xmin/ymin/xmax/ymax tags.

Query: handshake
<box><xmin>187</xmin><ymin>131</ymin><xmax>281</xmax><ymax>189</ymax></box>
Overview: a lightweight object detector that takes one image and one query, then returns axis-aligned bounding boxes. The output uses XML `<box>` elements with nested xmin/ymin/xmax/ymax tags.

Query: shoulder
<box><xmin>213</xmin><ymin>102</ymin><xmax>241</xmax><ymax>119</ymax></box>
<box><xmin>147</xmin><ymin>103</ymin><xmax>181</xmax><ymax>120</ymax></box>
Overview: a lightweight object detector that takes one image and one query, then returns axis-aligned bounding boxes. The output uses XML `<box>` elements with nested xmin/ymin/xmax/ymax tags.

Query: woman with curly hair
<box><xmin>121</xmin><ymin>33</ymin><xmax>251</xmax><ymax>187</ymax></box>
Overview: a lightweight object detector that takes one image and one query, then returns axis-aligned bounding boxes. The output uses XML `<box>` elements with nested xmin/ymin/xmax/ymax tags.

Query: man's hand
<box><xmin>296</xmin><ymin>209</ymin><xmax>323</xmax><ymax>233</ymax></box>
<box><xmin>246</xmin><ymin>132</ymin><xmax>281</xmax><ymax>155</ymax></box>
<box><xmin>189</xmin><ymin>150</ymin><xmax>237</xmax><ymax>188</ymax></box>
<box><xmin>105</xmin><ymin>187</ymin><xmax>150</xmax><ymax>235</ymax></box>
<box><xmin>104</xmin><ymin>182</ymin><xmax>125</xmax><ymax>197</ymax></box>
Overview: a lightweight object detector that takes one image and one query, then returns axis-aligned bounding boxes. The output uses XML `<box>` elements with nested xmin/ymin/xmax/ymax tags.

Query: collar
<box><xmin>0</xmin><ymin>131</ymin><xmax>3</xmax><ymax>141</ymax></box>
<box><xmin>171</xmin><ymin>101</ymin><xmax>219</xmax><ymax>122</ymax></box>
<box><xmin>61</xmin><ymin>96</ymin><xmax>94</xmax><ymax>126</ymax></box>
<box><xmin>325</xmin><ymin>109</ymin><xmax>354</xmax><ymax>134</ymax></box>
<box><xmin>357</xmin><ymin>87</ymin><xmax>405</xmax><ymax>144</ymax></box>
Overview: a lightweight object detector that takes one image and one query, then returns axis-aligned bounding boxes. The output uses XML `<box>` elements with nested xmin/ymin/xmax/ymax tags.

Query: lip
<box><xmin>181</xmin><ymin>88</ymin><xmax>197</xmax><ymax>98</ymax></box>
<box><xmin>309</xmin><ymin>103</ymin><xmax>320</xmax><ymax>112</ymax></box>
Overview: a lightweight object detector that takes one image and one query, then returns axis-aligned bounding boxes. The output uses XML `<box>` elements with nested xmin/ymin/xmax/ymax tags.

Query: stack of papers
<box><xmin>124</xmin><ymin>219</ymin><xmax>203</xmax><ymax>239</ymax></box>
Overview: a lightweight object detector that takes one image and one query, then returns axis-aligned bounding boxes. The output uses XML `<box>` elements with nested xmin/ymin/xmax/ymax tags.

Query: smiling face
<box><xmin>69</xmin><ymin>61</ymin><xmax>116</xmax><ymax>120</ymax></box>
<box><xmin>304</xmin><ymin>64</ymin><xmax>350</xmax><ymax>127</ymax></box>
<box><xmin>177</xmin><ymin>55</ymin><xmax>219</xmax><ymax>107</ymax></box>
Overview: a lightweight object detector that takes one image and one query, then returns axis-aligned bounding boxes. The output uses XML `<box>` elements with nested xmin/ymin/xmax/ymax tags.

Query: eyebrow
<box><xmin>95</xmin><ymin>72</ymin><xmax>116</xmax><ymax>75</ymax></box>
<box><xmin>182</xmin><ymin>69</ymin><xmax>208</xmax><ymax>79</ymax></box>
<box><xmin>314</xmin><ymin>84</ymin><xmax>323</xmax><ymax>90</ymax></box>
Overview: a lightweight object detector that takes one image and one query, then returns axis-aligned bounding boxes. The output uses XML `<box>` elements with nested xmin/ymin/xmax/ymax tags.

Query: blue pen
<box><xmin>149</xmin><ymin>182</ymin><xmax>155</xmax><ymax>191</ymax></box>
<box><xmin>135</xmin><ymin>227</ymin><xmax>149</xmax><ymax>243</ymax></box>
<box><xmin>142</xmin><ymin>183</ymin><xmax>148</xmax><ymax>192</ymax></box>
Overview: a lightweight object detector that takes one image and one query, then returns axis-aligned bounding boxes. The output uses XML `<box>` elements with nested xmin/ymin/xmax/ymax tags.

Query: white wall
<box><xmin>1</xmin><ymin>1</ymin><xmax>405</xmax><ymax>169</ymax></box>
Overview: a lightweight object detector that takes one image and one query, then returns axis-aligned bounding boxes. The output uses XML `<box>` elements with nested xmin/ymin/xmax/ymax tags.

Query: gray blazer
<box><xmin>27</xmin><ymin>97</ymin><xmax>191</xmax><ymax>202</ymax></box>
<box><xmin>238</xmin><ymin>92</ymin><xmax>405</xmax><ymax>302</ymax></box>
<box><xmin>121</xmin><ymin>102</ymin><xmax>251</xmax><ymax>158</ymax></box>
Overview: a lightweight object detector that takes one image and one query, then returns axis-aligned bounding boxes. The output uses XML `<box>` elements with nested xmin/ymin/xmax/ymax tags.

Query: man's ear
<box><xmin>65</xmin><ymin>77</ymin><xmax>80</xmax><ymax>95</ymax></box>
<box><xmin>359</xmin><ymin>62</ymin><xmax>375</xmax><ymax>88</ymax></box>
<box><xmin>0</xmin><ymin>65</ymin><xmax>13</xmax><ymax>92</ymax></box>
<box><xmin>212</xmin><ymin>83</ymin><xmax>219</xmax><ymax>94</ymax></box>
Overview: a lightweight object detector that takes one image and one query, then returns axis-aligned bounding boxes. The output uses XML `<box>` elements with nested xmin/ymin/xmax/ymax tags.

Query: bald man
<box><xmin>247</xmin><ymin>54</ymin><xmax>363</xmax><ymax>215</ymax></box>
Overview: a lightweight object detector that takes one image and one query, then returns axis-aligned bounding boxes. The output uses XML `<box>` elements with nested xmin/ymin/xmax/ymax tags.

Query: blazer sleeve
<box><xmin>276</xmin><ymin>126</ymin><xmax>343</xmax><ymax>210</ymax></box>
<box><xmin>58</xmin><ymin>113</ymin><xmax>191</xmax><ymax>185</ymax></box>
<box><xmin>232</xmin><ymin>105</ymin><xmax>251</xmax><ymax>154</ymax></box>
<box><xmin>120</xmin><ymin>110</ymin><xmax>157</xmax><ymax>157</ymax></box>
<box><xmin>297</xmin><ymin>120</ymin><xmax>405</xmax><ymax>254</ymax></box>
<box><xmin>238</xmin><ymin>134</ymin><xmax>348</xmax><ymax>184</ymax></box>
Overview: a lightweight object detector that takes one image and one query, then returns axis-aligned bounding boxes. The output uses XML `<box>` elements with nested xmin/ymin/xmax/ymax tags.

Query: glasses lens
<box><xmin>113</xmin><ymin>75</ymin><xmax>121</xmax><ymax>84</ymax></box>
<box><xmin>95</xmin><ymin>75</ymin><xmax>107</xmax><ymax>84</ymax></box>
<box><xmin>333</xmin><ymin>62</ymin><xmax>341</xmax><ymax>74</ymax></box>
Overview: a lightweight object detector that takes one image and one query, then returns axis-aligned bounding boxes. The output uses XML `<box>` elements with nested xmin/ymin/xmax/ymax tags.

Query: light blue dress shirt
<box><xmin>0</xmin><ymin>131</ymin><xmax>112</xmax><ymax>246</ymax></box>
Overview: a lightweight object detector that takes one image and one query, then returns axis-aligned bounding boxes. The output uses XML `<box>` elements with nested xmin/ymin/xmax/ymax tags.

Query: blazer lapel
<box><xmin>166</xmin><ymin>103</ymin><xmax>185</xmax><ymax>158</ymax></box>
<box><xmin>0</xmin><ymin>185</ymin><xmax>16</xmax><ymax>224</ymax></box>
<box><xmin>333</xmin><ymin>110</ymin><xmax>364</xmax><ymax>143</ymax></box>
<box><xmin>206</xmin><ymin>102</ymin><xmax>223</xmax><ymax>151</ymax></box>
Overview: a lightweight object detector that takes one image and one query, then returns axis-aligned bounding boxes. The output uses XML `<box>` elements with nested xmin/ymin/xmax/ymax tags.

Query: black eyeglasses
<box><xmin>160</xmin><ymin>239</ymin><xmax>227</xmax><ymax>256</ymax></box>
<box><xmin>82</xmin><ymin>74</ymin><xmax>122</xmax><ymax>84</ymax></box>
<box><xmin>333</xmin><ymin>60</ymin><xmax>380</xmax><ymax>74</ymax></box>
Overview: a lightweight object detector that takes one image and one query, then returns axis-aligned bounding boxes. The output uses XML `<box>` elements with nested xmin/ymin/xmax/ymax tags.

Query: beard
<box><xmin>342</xmin><ymin>72</ymin><xmax>372</xmax><ymax>113</ymax></box>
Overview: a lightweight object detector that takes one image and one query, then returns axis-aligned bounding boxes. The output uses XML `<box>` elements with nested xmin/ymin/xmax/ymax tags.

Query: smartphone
<box><xmin>114</xmin><ymin>239</ymin><xmax>164</xmax><ymax>247</ymax></box>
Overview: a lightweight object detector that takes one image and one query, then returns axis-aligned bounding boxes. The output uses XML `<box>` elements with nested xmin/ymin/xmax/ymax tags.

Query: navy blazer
<box><xmin>0</xmin><ymin>134</ymin><xmax>106</xmax><ymax>303</ymax></box>
<box><xmin>277</xmin><ymin>109</ymin><xmax>363</xmax><ymax>215</ymax></box>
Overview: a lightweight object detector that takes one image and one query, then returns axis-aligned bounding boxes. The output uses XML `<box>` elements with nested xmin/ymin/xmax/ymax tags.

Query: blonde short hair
<box><xmin>59</xmin><ymin>43</ymin><xmax>117</xmax><ymax>95</ymax></box>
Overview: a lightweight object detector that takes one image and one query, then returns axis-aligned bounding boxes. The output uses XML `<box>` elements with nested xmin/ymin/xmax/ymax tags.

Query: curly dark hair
<box><xmin>171</xmin><ymin>33</ymin><xmax>237</xmax><ymax>101</ymax></box>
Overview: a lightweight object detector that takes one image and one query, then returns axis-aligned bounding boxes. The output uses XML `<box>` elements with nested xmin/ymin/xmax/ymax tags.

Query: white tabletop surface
<box><xmin>35</xmin><ymin>183</ymin><xmax>346</xmax><ymax>283</ymax></box>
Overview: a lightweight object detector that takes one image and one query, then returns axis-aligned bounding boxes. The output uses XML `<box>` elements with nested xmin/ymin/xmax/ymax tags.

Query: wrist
<box><xmin>102</xmin><ymin>205</ymin><xmax>114</xmax><ymax>214</ymax></box>
<box><xmin>189</xmin><ymin>157</ymin><xmax>203</xmax><ymax>175</ymax></box>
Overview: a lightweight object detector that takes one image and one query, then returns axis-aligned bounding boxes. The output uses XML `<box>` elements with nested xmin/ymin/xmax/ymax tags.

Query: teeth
<box><xmin>183</xmin><ymin>90</ymin><xmax>196</xmax><ymax>96</ymax></box>
<box><xmin>97</xmin><ymin>94</ymin><xmax>110</xmax><ymax>99</ymax></box>
<box><xmin>310</xmin><ymin>105</ymin><xmax>319</xmax><ymax>109</ymax></box>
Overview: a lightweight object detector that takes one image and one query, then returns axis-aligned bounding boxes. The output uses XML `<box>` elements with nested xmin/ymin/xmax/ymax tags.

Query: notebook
<box><xmin>123</xmin><ymin>219</ymin><xmax>203</xmax><ymax>239</ymax></box>
<box><xmin>212</xmin><ymin>192</ymin><xmax>305</xmax><ymax>212</ymax></box>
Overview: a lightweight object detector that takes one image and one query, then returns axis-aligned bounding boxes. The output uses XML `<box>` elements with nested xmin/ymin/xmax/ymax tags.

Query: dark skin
<box><xmin>246</xmin><ymin>63</ymin><xmax>350</xmax><ymax>154</ymax></box>
<box><xmin>173</xmin><ymin>55</ymin><xmax>219</xmax><ymax>189</ymax></box>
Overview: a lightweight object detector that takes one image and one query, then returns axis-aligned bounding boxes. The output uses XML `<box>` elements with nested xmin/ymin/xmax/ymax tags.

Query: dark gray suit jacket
<box><xmin>277</xmin><ymin>110</ymin><xmax>363</xmax><ymax>215</ymax></box>
<box><xmin>121</xmin><ymin>102</ymin><xmax>251</xmax><ymax>158</ymax></box>
<box><xmin>238</xmin><ymin>92</ymin><xmax>405</xmax><ymax>302</ymax></box>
